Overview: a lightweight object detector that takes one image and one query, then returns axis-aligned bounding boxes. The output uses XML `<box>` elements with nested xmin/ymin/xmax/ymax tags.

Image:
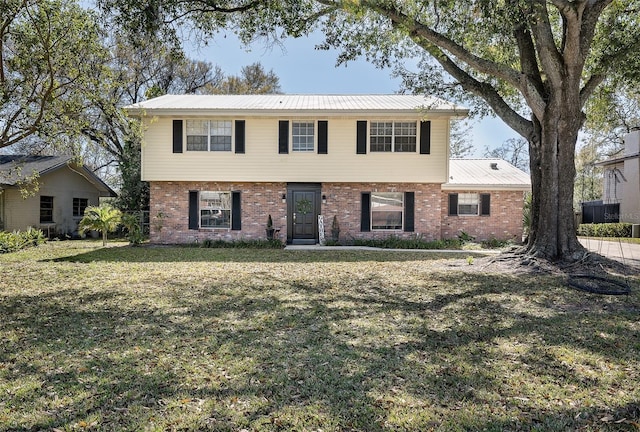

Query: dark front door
<box><xmin>287</xmin><ymin>184</ymin><xmax>321</xmax><ymax>245</ymax></box>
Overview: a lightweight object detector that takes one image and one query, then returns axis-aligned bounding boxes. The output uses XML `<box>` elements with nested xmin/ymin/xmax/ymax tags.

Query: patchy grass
<box><xmin>1</xmin><ymin>241</ymin><xmax>639</xmax><ymax>432</ymax></box>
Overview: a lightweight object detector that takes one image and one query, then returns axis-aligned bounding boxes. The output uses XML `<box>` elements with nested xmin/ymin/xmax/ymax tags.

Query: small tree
<box><xmin>79</xmin><ymin>204</ymin><xmax>122</xmax><ymax>246</ymax></box>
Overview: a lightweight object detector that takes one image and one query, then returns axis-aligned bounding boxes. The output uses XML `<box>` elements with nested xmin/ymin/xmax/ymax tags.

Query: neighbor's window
<box><xmin>371</xmin><ymin>192</ymin><xmax>403</xmax><ymax>230</ymax></box>
<box><xmin>370</xmin><ymin>121</ymin><xmax>417</xmax><ymax>152</ymax></box>
<box><xmin>40</xmin><ymin>196</ymin><xmax>54</xmax><ymax>223</ymax></box>
<box><xmin>458</xmin><ymin>193</ymin><xmax>479</xmax><ymax>215</ymax></box>
<box><xmin>73</xmin><ymin>198</ymin><xmax>88</xmax><ymax>217</ymax></box>
<box><xmin>199</xmin><ymin>191</ymin><xmax>231</xmax><ymax>228</ymax></box>
<box><xmin>186</xmin><ymin>120</ymin><xmax>232</xmax><ymax>152</ymax></box>
<box><xmin>292</xmin><ymin>122</ymin><xmax>315</xmax><ymax>152</ymax></box>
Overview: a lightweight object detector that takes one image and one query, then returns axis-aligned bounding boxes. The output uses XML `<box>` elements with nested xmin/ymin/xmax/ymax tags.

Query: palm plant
<box><xmin>79</xmin><ymin>204</ymin><xmax>122</xmax><ymax>246</ymax></box>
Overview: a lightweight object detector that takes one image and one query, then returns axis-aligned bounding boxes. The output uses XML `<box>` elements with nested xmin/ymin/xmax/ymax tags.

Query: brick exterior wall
<box><xmin>321</xmin><ymin>182</ymin><xmax>442</xmax><ymax>242</ymax></box>
<box><xmin>440</xmin><ymin>190</ymin><xmax>526</xmax><ymax>242</ymax></box>
<box><xmin>149</xmin><ymin>181</ymin><xmax>288</xmax><ymax>244</ymax></box>
<box><xmin>149</xmin><ymin>181</ymin><xmax>524</xmax><ymax>244</ymax></box>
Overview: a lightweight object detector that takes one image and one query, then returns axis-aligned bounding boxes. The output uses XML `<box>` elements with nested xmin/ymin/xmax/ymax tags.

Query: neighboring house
<box><xmin>126</xmin><ymin>94</ymin><xmax>530</xmax><ymax>244</ymax></box>
<box><xmin>0</xmin><ymin>155</ymin><xmax>117</xmax><ymax>235</ymax></box>
<box><xmin>594</xmin><ymin>130</ymin><xmax>640</xmax><ymax>224</ymax></box>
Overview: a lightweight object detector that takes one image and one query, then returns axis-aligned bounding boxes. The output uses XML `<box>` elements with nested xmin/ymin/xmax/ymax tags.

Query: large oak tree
<box><xmin>102</xmin><ymin>0</ymin><xmax>640</xmax><ymax>261</ymax></box>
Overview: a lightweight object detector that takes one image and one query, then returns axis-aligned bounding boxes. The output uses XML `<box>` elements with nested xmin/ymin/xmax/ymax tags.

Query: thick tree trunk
<box><xmin>526</xmin><ymin>91</ymin><xmax>585</xmax><ymax>261</ymax></box>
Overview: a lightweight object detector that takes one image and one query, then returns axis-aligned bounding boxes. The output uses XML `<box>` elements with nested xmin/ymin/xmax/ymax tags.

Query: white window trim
<box><xmin>369</xmin><ymin>121</ymin><xmax>417</xmax><ymax>153</ymax></box>
<box><xmin>457</xmin><ymin>193</ymin><xmax>480</xmax><ymax>216</ymax></box>
<box><xmin>370</xmin><ymin>191</ymin><xmax>404</xmax><ymax>231</ymax></box>
<box><xmin>185</xmin><ymin>119</ymin><xmax>234</xmax><ymax>152</ymax></box>
<box><xmin>291</xmin><ymin>120</ymin><xmax>316</xmax><ymax>153</ymax></box>
<box><xmin>199</xmin><ymin>191</ymin><xmax>232</xmax><ymax>229</ymax></box>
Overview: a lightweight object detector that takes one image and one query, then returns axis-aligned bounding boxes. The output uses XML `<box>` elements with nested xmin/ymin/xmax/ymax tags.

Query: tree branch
<box><xmin>364</xmin><ymin>2</ymin><xmax>523</xmax><ymax>90</ymax></box>
<box><xmin>528</xmin><ymin>1</ymin><xmax>564</xmax><ymax>88</ymax></box>
<box><xmin>580</xmin><ymin>73</ymin><xmax>605</xmax><ymax>106</ymax></box>
<box><xmin>409</xmin><ymin>33</ymin><xmax>532</xmax><ymax>139</ymax></box>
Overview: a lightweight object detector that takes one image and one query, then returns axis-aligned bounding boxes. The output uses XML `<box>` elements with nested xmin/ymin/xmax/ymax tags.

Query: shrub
<box><xmin>577</xmin><ymin>223</ymin><xmax>632</xmax><ymax>238</ymax></box>
<box><xmin>0</xmin><ymin>228</ymin><xmax>46</xmax><ymax>254</ymax></box>
<box><xmin>121</xmin><ymin>212</ymin><xmax>145</xmax><ymax>246</ymax></box>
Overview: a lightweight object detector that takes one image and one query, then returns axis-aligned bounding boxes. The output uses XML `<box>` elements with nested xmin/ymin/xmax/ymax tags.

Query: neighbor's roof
<box><xmin>443</xmin><ymin>159</ymin><xmax>531</xmax><ymax>191</ymax></box>
<box><xmin>594</xmin><ymin>152</ymin><xmax>640</xmax><ymax>167</ymax></box>
<box><xmin>125</xmin><ymin>94</ymin><xmax>468</xmax><ymax>117</ymax></box>
<box><xmin>0</xmin><ymin>155</ymin><xmax>116</xmax><ymax>197</ymax></box>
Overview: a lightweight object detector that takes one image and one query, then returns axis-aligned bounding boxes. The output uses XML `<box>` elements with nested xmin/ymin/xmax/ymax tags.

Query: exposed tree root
<box><xmin>478</xmin><ymin>247</ymin><xmax>636</xmax><ymax>295</ymax></box>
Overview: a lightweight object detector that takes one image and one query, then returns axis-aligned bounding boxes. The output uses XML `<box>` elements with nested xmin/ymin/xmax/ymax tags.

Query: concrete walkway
<box><xmin>579</xmin><ymin>238</ymin><xmax>640</xmax><ymax>270</ymax></box>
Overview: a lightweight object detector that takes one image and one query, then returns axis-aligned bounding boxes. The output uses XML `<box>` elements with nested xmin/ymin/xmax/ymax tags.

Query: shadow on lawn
<box><xmin>46</xmin><ymin>244</ymin><xmax>488</xmax><ymax>264</ymax></box>
<box><xmin>2</xmin><ymin>271</ymin><xmax>639</xmax><ymax>431</ymax></box>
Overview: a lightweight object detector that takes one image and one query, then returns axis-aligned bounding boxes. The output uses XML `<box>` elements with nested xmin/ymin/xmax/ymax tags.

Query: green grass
<box><xmin>1</xmin><ymin>241</ymin><xmax>639</xmax><ymax>431</ymax></box>
<box><xmin>579</xmin><ymin>236</ymin><xmax>640</xmax><ymax>245</ymax></box>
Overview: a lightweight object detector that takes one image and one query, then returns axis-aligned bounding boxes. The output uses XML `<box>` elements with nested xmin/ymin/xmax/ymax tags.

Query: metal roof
<box><xmin>125</xmin><ymin>94</ymin><xmax>468</xmax><ymax>117</ymax></box>
<box><xmin>444</xmin><ymin>159</ymin><xmax>531</xmax><ymax>190</ymax></box>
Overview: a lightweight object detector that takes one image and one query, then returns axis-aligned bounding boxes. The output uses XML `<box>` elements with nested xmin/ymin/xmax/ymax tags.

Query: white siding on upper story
<box><xmin>141</xmin><ymin>116</ymin><xmax>450</xmax><ymax>183</ymax></box>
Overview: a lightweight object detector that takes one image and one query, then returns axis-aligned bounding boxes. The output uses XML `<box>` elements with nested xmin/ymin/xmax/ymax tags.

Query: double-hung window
<box><xmin>186</xmin><ymin>120</ymin><xmax>232</xmax><ymax>152</ymax></box>
<box><xmin>458</xmin><ymin>193</ymin><xmax>479</xmax><ymax>215</ymax></box>
<box><xmin>449</xmin><ymin>193</ymin><xmax>491</xmax><ymax>216</ymax></box>
<box><xmin>292</xmin><ymin>122</ymin><xmax>315</xmax><ymax>152</ymax></box>
<box><xmin>371</xmin><ymin>192</ymin><xmax>404</xmax><ymax>230</ymax></box>
<box><xmin>199</xmin><ymin>191</ymin><xmax>231</xmax><ymax>228</ymax></box>
<box><xmin>73</xmin><ymin>198</ymin><xmax>88</xmax><ymax>217</ymax></box>
<box><xmin>40</xmin><ymin>196</ymin><xmax>54</xmax><ymax>223</ymax></box>
<box><xmin>370</xmin><ymin>121</ymin><xmax>417</xmax><ymax>153</ymax></box>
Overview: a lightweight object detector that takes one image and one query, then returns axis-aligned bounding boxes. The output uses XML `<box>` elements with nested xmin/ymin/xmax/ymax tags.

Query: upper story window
<box><xmin>40</xmin><ymin>196</ymin><xmax>54</xmax><ymax>223</ymax></box>
<box><xmin>186</xmin><ymin>120</ymin><xmax>232</xmax><ymax>152</ymax></box>
<box><xmin>370</xmin><ymin>121</ymin><xmax>417</xmax><ymax>153</ymax></box>
<box><xmin>371</xmin><ymin>192</ymin><xmax>403</xmax><ymax>230</ymax></box>
<box><xmin>292</xmin><ymin>122</ymin><xmax>315</xmax><ymax>152</ymax></box>
<box><xmin>73</xmin><ymin>198</ymin><xmax>88</xmax><ymax>217</ymax></box>
<box><xmin>200</xmin><ymin>191</ymin><xmax>231</xmax><ymax>228</ymax></box>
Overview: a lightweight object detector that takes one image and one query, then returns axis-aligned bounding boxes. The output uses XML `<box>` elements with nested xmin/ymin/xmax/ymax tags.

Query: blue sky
<box><xmin>187</xmin><ymin>30</ymin><xmax>521</xmax><ymax>156</ymax></box>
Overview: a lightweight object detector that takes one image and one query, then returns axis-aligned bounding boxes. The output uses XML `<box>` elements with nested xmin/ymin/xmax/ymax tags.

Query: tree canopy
<box><xmin>1</xmin><ymin>0</ymin><xmax>107</xmax><ymax>150</ymax></box>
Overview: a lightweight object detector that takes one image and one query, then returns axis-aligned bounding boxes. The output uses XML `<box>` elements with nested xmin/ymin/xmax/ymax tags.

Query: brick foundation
<box><xmin>149</xmin><ymin>182</ymin><xmax>524</xmax><ymax>244</ymax></box>
<box><xmin>440</xmin><ymin>190</ymin><xmax>525</xmax><ymax>242</ymax></box>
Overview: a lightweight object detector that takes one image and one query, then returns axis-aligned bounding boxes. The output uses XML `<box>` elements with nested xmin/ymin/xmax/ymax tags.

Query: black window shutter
<box><xmin>318</xmin><ymin>121</ymin><xmax>328</xmax><ymax>154</ymax></box>
<box><xmin>480</xmin><ymin>193</ymin><xmax>491</xmax><ymax>216</ymax></box>
<box><xmin>361</xmin><ymin>192</ymin><xmax>371</xmax><ymax>232</ymax></box>
<box><xmin>278</xmin><ymin>120</ymin><xmax>289</xmax><ymax>154</ymax></box>
<box><xmin>231</xmin><ymin>191</ymin><xmax>242</xmax><ymax>230</ymax></box>
<box><xmin>173</xmin><ymin>120</ymin><xmax>183</xmax><ymax>153</ymax></box>
<box><xmin>235</xmin><ymin>120</ymin><xmax>245</xmax><ymax>154</ymax></box>
<box><xmin>448</xmin><ymin>193</ymin><xmax>458</xmax><ymax>216</ymax></box>
<box><xmin>420</xmin><ymin>121</ymin><xmax>431</xmax><ymax>154</ymax></box>
<box><xmin>188</xmin><ymin>191</ymin><xmax>199</xmax><ymax>229</ymax></box>
<box><xmin>404</xmin><ymin>192</ymin><xmax>415</xmax><ymax>232</ymax></box>
<box><xmin>356</xmin><ymin>121</ymin><xmax>367</xmax><ymax>154</ymax></box>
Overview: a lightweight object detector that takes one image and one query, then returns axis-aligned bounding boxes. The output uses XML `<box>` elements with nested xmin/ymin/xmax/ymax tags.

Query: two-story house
<box><xmin>595</xmin><ymin>130</ymin><xmax>640</xmax><ymax>224</ymax></box>
<box><xmin>126</xmin><ymin>94</ymin><xmax>530</xmax><ymax>244</ymax></box>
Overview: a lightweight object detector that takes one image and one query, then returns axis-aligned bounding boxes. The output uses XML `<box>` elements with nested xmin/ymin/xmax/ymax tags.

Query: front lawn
<box><xmin>1</xmin><ymin>241</ymin><xmax>639</xmax><ymax>431</ymax></box>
